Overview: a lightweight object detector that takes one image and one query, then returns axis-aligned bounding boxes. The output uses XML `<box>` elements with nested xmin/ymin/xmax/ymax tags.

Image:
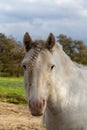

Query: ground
<box><xmin>0</xmin><ymin>102</ymin><xmax>46</xmax><ymax>130</ymax></box>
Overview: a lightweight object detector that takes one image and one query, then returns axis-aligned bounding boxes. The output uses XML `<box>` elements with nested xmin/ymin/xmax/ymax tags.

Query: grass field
<box><xmin>0</xmin><ymin>77</ymin><xmax>27</xmax><ymax>104</ymax></box>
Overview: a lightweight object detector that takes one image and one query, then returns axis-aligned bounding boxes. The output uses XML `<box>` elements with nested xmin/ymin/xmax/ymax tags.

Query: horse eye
<box><xmin>50</xmin><ymin>65</ymin><xmax>55</xmax><ymax>70</ymax></box>
<box><xmin>29</xmin><ymin>83</ymin><xmax>32</xmax><ymax>87</ymax></box>
<box><xmin>23</xmin><ymin>65</ymin><xmax>26</xmax><ymax>70</ymax></box>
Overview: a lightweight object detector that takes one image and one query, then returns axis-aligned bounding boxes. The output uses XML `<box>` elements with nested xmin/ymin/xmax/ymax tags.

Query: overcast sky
<box><xmin>0</xmin><ymin>0</ymin><xmax>87</xmax><ymax>44</ymax></box>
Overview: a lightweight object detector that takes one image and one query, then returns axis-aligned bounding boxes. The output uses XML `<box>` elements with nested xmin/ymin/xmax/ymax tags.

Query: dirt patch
<box><xmin>0</xmin><ymin>102</ymin><xmax>45</xmax><ymax>130</ymax></box>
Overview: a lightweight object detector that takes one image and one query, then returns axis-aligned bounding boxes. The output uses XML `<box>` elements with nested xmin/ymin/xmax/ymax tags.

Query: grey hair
<box><xmin>28</xmin><ymin>40</ymin><xmax>45</xmax><ymax>71</ymax></box>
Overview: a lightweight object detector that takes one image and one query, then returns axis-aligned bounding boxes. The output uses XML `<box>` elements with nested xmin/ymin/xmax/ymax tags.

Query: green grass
<box><xmin>0</xmin><ymin>77</ymin><xmax>27</xmax><ymax>104</ymax></box>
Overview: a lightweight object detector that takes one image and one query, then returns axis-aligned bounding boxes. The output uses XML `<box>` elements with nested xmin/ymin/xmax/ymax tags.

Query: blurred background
<box><xmin>0</xmin><ymin>0</ymin><xmax>87</xmax><ymax>129</ymax></box>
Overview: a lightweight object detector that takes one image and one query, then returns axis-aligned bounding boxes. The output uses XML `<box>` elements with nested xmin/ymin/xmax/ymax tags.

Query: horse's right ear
<box><xmin>23</xmin><ymin>32</ymin><xmax>32</xmax><ymax>52</ymax></box>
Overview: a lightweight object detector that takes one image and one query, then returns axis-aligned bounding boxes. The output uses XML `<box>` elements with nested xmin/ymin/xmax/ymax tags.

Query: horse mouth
<box><xmin>29</xmin><ymin>107</ymin><xmax>45</xmax><ymax>117</ymax></box>
<box><xmin>31</xmin><ymin>111</ymin><xmax>43</xmax><ymax>116</ymax></box>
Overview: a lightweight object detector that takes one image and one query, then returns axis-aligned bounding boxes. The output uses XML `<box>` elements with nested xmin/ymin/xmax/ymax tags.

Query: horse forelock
<box><xmin>28</xmin><ymin>40</ymin><xmax>45</xmax><ymax>71</ymax></box>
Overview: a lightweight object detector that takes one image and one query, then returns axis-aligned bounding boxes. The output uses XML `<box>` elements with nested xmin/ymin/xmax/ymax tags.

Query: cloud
<box><xmin>0</xmin><ymin>0</ymin><xmax>87</xmax><ymax>44</ymax></box>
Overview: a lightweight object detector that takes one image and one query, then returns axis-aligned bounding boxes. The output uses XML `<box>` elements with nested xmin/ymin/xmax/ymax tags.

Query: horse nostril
<box><xmin>42</xmin><ymin>99</ymin><xmax>45</xmax><ymax>107</ymax></box>
<box><xmin>29</xmin><ymin>99</ymin><xmax>46</xmax><ymax>110</ymax></box>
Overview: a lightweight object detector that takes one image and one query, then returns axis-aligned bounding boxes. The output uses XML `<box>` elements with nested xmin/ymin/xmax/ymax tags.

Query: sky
<box><xmin>0</xmin><ymin>0</ymin><xmax>87</xmax><ymax>44</ymax></box>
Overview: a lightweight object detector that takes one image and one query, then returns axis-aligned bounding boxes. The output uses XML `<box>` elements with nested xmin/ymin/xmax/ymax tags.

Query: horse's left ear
<box><xmin>46</xmin><ymin>33</ymin><xmax>55</xmax><ymax>50</ymax></box>
<box><xmin>23</xmin><ymin>32</ymin><xmax>32</xmax><ymax>52</ymax></box>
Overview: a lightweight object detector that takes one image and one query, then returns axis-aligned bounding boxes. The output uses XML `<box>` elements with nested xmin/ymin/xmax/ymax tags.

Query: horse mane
<box><xmin>74</xmin><ymin>62</ymin><xmax>87</xmax><ymax>70</ymax></box>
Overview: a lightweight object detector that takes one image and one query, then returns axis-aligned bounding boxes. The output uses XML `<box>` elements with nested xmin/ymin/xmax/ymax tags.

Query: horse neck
<box><xmin>46</xmin><ymin>44</ymin><xmax>87</xmax><ymax>125</ymax></box>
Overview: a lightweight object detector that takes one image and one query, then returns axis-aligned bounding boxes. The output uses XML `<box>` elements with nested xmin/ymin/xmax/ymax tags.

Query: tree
<box><xmin>57</xmin><ymin>34</ymin><xmax>87</xmax><ymax>65</ymax></box>
<box><xmin>0</xmin><ymin>33</ymin><xmax>25</xmax><ymax>77</ymax></box>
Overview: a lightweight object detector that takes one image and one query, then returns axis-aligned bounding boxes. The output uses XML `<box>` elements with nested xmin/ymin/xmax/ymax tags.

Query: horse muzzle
<box><xmin>29</xmin><ymin>98</ymin><xmax>46</xmax><ymax>116</ymax></box>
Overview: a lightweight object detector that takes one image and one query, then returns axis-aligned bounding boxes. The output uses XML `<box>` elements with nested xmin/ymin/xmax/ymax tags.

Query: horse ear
<box><xmin>46</xmin><ymin>33</ymin><xmax>55</xmax><ymax>50</ymax></box>
<box><xmin>23</xmin><ymin>32</ymin><xmax>32</xmax><ymax>52</ymax></box>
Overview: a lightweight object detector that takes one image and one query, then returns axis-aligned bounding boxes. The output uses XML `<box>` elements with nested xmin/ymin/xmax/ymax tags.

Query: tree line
<box><xmin>0</xmin><ymin>33</ymin><xmax>87</xmax><ymax>77</ymax></box>
<box><xmin>0</xmin><ymin>33</ymin><xmax>25</xmax><ymax>77</ymax></box>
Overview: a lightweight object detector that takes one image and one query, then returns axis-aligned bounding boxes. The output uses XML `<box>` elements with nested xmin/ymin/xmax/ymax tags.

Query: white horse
<box><xmin>22</xmin><ymin>32</ymin><xmax>87</xmax><ymax>130</ymax></box>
